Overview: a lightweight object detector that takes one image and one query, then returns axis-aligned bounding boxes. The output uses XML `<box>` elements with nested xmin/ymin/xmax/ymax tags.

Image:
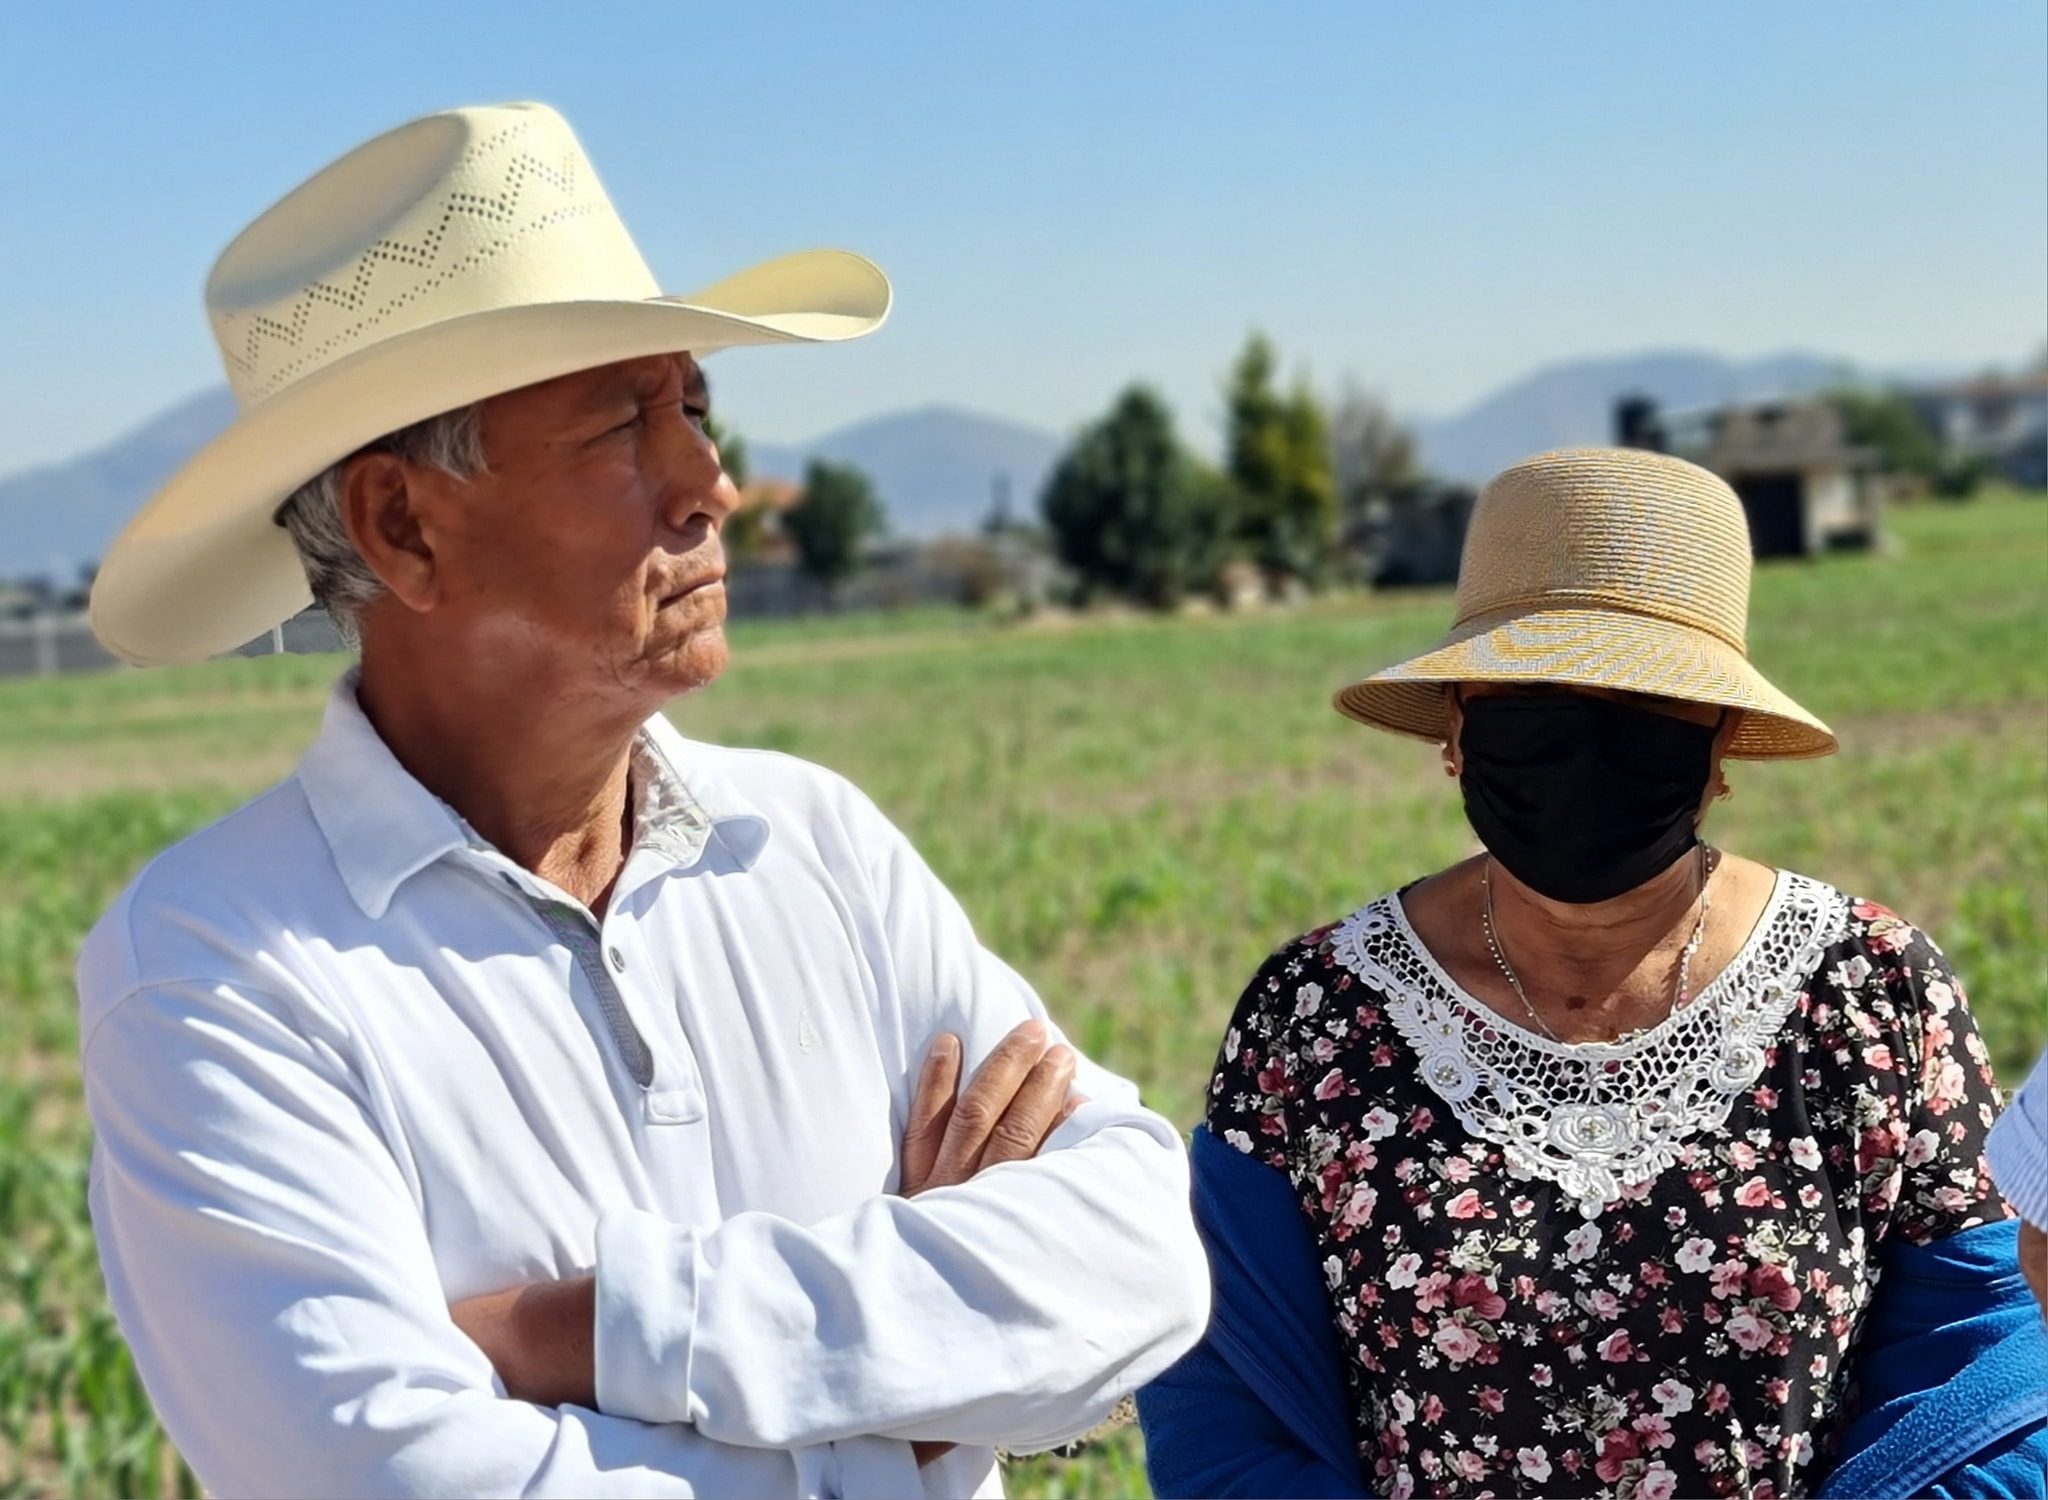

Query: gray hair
<box><xmin>274</xmin><ymin>403</ymin><xmax>489</xmax><ymax>646</ymax></box>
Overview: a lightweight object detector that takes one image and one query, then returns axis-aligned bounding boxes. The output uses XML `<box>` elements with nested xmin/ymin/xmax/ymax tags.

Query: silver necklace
<box><xmin>1480</xmin><ymin>844</ymin><xmax>1714</xmax><ymax>1043</ymax></box>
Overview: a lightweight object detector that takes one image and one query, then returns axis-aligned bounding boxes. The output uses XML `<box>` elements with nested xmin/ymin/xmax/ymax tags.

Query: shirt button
<box><xmin>607</xmin><ymin>945</ymin><xmax>626</xmax><ymax>973</ymax></box>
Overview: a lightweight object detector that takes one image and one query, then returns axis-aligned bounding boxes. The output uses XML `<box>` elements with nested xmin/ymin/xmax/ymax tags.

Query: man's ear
<box><xmin>340</xmin><ymin>452</ymin><xmax>440</xmax><ymax>613</ymax></box>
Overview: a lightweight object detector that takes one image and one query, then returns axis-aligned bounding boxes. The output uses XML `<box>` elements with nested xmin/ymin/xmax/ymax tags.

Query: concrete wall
<box><xmin>1804</xmin><ymin>468</ymin><xmax>1858</xmax><ymax>550</ymax></box>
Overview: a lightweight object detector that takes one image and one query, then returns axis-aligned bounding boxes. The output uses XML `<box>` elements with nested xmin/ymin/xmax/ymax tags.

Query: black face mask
<box><xmin>1456</xmin><ymin>693</ymin><xmax>1718</xmax><ymax>905</ymax></box>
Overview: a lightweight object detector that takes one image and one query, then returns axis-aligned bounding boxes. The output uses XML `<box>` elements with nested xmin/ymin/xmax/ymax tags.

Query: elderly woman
<box><xmin>1139</xmin><ymin>449</ymin><xmax>2048</xmax><ymax>1499</ymax></box>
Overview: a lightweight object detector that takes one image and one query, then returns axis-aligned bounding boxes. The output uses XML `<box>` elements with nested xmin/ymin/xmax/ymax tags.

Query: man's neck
<box><xmin>354</xmin><ymin>646</ymin><xmax>652</xmax><ymax>914</ymax></box>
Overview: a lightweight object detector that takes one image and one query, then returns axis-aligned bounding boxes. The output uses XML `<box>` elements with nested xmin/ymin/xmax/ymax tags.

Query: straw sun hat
<box><xmin>1334</xmin><ymin>447</ymin><xmax>1837</xmax><ymax>760</ymax></box>
<box><xmin>89</xmin><ymin>101</ymin><xmax>890</xmax><ymax>666</ymax></box>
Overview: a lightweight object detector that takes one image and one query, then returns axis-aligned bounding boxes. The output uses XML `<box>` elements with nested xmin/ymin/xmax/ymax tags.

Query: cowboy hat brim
<box><xmin>89</xmin><ymin>248</ymin><xmax>889</xmax><ymax>666</ymax></box>
<box><xmin>1333</xmin><ymin>602</ymin><xmax>1838</xmax><ymax>760</ymax></box>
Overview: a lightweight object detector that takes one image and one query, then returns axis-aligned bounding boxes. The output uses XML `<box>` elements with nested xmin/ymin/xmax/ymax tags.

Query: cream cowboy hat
<box><xmin>89</xmin><ymin>101</ymin><xmax>891</xmax><ymax>665</ymax></box>
<box><xmin>1334</xmin><ymin>447</ymin><xmax>1837</xmax><ymax>759</ymax></box>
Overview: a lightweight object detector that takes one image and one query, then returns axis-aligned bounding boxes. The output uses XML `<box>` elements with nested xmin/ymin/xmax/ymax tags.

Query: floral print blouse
<box><xmin>1208</xmin><ymin>871</ymin><xmax>2009</xmax><ymax>1499</ymax></box>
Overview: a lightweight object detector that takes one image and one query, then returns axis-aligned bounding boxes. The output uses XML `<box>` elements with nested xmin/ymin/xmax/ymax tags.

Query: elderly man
<box><xmin>78</xmin><ymin>103</ymin><xmax>1208</xmax><ymax>1499</ymax></box>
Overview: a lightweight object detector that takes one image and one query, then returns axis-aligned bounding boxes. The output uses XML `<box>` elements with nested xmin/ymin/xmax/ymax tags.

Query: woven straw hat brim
<box><xmin>1333</xmin><ymin>603</ymin><xmax>1837</xmax><ymax>760</ymax></box>
<box><xmin>89</xmin><ymin>249</ymin><xmax>889</xmax><ymax>667</ymax></box>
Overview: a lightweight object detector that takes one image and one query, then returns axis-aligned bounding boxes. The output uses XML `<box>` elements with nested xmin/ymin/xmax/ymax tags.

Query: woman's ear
<box><xmin>1697</xmin><ymin>709</ymin><xmax>1743</xmax><ymax>825</ymax></box>
<box><xmin>1442</xmin><ymin>684</ymin><xmax>1466</xmax><ymax>778</ymax></box>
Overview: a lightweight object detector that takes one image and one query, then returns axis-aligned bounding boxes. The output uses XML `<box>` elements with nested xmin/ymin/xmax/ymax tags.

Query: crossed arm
<box><xmin>448</xmin><ymin>1020</ymin><xmax>1087</xmax><ymax>1466</ymax></box>
<box><xmin>86</xmin><ymin>980</ymin><xmax>1202</xmax><ymax>1498</ymax></box>
<box><xmin>82</xmin><ymin>783</ymin><xmax>1208</xmax><ymax>1496</ymax></box>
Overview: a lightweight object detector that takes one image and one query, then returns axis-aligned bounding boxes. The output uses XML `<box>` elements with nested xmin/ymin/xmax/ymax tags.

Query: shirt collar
<box><xmin>634</xmin><ymin>710</ymin><xmax>773</xmax><ymax>873</ymax></box>
<box><xmin>297</xmin><ymin>668</ymin><xmax>771</xmax><ymax>920</ymax></box>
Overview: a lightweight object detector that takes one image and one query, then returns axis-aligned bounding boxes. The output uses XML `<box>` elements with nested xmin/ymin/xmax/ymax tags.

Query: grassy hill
<box><xmin>1</xmin><ymin>494</ymin><xmax>2042</xmax><ymax>1497</ymax></box>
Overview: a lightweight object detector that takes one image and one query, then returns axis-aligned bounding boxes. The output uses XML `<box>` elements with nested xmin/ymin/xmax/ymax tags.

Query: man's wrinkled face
<box><xmin>428</xmin><ymin>353</ymin><xmax>736</xmax><ymax>706</ymax></box>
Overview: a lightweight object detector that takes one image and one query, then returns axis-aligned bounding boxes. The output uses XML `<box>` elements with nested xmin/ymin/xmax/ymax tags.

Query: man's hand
<box><xmin>899</xmin><ymin>1020</ymin><xmax>1086</xmax><ymax>1467</ymax></box>
<box><xmin>899</xmin><ymin>1020</ymin><xmax>1085</xmax><ymax>1199</ymax></box>
<box><xmin>449</xmin><ymin>1018</ymin><xmax>1087</xmax><ymax>1468</ymax></box>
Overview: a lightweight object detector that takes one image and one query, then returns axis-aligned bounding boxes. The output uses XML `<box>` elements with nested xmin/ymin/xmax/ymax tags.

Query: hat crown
<box><xmin>205</xmin><ymin>102</ymin><xmax>657</xmax><ymax>409</ymax></box>
<box><xmin>1453</xmin><ymin>447</ymin><xmax>1753</xmax><ymax>652</ymax></box>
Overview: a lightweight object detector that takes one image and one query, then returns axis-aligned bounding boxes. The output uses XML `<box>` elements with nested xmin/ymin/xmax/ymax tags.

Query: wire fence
<box><xmin>0</xmin><ymin>610</ymin><xmax>346</xmax><ymax>679</ymax></box>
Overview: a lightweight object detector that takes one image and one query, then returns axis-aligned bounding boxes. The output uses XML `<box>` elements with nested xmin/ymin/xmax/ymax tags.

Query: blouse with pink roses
<box><xmin>1207</xmin><ymin>872</ymin><xmax>2009</xmax><ymax>1500</ymax></box>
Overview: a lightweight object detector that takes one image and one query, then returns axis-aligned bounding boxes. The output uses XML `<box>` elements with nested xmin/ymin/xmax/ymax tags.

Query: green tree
<box><xmin>1831</xmin><ymin>386</ymin><xmax>1992</xmax><ymax>500</ymax></box>
<box><xmin>1330</xmin><ymin>383</ymin><xmax>1422</xmax><ymax>517</ymax></box>
<box><xmin>1832</xmin><ymin>388</ymin><xmax>1939</xmax><ymax>482</ymax></box>
<box><xmin>1224</xmin><ymin>333</ymin><xmax>1339</xmax><ymax>585</ymax></box>
<box><xmin>703</xmin><ymin>413</ymin><xmax>771</xmax><ymax>562</ymax></box>
<box><xmin>1041</xmin><ymin>385</ymin><xmax>1229</xmax><ymax>607</ymax></box>
<box><xmin>786</xmin><ymin>459</ymin><xmax>884</xmax><ymax>602</ymax></box>
<box><xmin>1225</xmin><ymin>333</ymin><xmax>1286</xmax><ymax>516</ymax></box>
<box><xmin>722</xmin><ymin>500</ymin><xmax>770</xmax><ymax>564</ymax></box>
<box><xmin>703</xmin><ymin>412</ymin><xmax>750</xmax><ymax>488</ymax></box>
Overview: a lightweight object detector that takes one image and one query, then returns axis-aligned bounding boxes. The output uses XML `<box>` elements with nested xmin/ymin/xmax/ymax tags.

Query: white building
<box><xmin>1623</xmin><ymin>397</ymin><xmax>1884</xmax><ymax>558</ymax></box>
<box><xmin>1907</xmin><ymin>372</ymin><xmax>2048</xmax><ymax>490</ymax></box>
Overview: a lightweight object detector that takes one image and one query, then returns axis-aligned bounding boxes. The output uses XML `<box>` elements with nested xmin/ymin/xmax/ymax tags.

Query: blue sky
<box><xmin>1</xmin><ymin>2</ymin><xmax>2042</xmax><ymax>472</ymax></box>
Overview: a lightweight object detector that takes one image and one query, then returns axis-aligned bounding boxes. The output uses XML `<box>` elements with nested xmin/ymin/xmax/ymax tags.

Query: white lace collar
<box><xmin>1328</xmin><ymin>870</ymin><xmax>1850</xmax><ymax>1219</ymax></box>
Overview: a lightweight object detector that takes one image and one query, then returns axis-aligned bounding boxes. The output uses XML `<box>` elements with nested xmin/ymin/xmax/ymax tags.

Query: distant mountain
<box><xmin>0</xmin><ymin>393</ymin><xmax>1059</xmax><ymax>577</ymax></box>
<box><xmin>1414</xmin><ymin>350</ymin><xmax>1868</xmax><ymax>482</ymax></box>
<box><xmin>748</xmin><ymin>405</ymin><xmax>1061</xmax><ymax>538</ymax></box>
<box><xmin>0</xmin><ymin>349</ymin><xmax>1974</xmax><ymax>578</ymax></box>
<box><xmin>0</xmin><ymin>385</ymin><xmax>235</xmax><ymax>579</ymax></box>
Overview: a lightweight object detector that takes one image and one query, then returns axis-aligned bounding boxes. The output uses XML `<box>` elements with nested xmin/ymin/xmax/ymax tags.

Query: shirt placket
<box><xmin>486</xmin><ymin>863</ymin><xmax>707</xmax><ymax>1126</ymax></box>
<box><xmin>529</xmin><ymin>893</ymin><xmax>656</xmax><ymax>1087</ymax></box>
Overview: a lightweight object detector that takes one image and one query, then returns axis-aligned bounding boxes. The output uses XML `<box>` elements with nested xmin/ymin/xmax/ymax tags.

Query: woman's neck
<box><xmin>1404</xmin><ymin>846</ymin><xmax>1781</xmax><ymax>1045</ymax></box>
<box><xmin>1487</xmin><ymin>844</ymin><xmax>1709</xmax><ymax>1006</ymax></box>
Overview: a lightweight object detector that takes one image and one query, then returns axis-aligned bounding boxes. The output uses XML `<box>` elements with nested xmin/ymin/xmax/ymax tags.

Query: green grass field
<box><xmin>2</xmin><ymin>495</ymin><xmax>2044</xmax><ymax>1497</ymax></box>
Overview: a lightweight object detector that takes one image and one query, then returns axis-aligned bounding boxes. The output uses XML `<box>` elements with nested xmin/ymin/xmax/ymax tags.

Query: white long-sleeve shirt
<box><xmin>78</xmin><ymin>670</ymin><xmax>1208</xmax><ymax>1499</ymax></box>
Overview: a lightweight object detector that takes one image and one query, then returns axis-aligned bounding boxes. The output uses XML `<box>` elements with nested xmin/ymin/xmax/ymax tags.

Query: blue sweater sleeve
<box><xmin>1138</xmin><ymin>1336</ymin><xmax>1367</xmax><ymax>1499</ymax></box>
<box><xmin>1921</xmin><ymin>1440</ymin><xmax>2048</xmax><ymax>1499</ymax></box>
<box><xmin>1137</xmin><ymin>1128</ymin><xmax>1368</xmax><ymax>1498</ymax></box>
<box><xmin>1819</xmin><ymin>1219</ymin><xmax>2048</xmax><ymax>1498</ymax></box>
